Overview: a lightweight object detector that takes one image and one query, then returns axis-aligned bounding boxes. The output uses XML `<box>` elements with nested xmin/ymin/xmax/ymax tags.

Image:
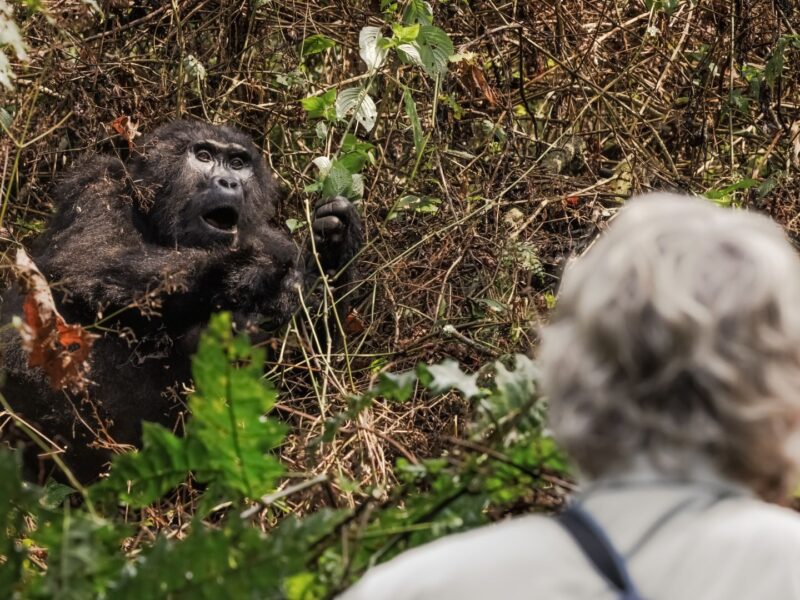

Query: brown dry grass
<box><xmin>2</xmin><ymin>0</ymin><xmax>799</xmax><ymax>529</ymax></box>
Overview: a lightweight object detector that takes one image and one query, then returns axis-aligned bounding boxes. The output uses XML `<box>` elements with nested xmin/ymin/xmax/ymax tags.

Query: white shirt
<box><xmin>338</xmin><ymin>473</ymin><xmax>800</xmax><ymax>599</ymax></box>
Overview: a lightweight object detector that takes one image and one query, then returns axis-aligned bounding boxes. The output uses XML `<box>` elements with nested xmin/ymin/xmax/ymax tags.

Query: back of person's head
<box><xmin>540</xmin><ymin>193</ymin><xmax>800</xmax><ymax>499</ymax></box>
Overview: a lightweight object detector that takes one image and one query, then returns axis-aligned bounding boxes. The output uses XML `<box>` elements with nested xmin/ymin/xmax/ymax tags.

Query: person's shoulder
<box><xmin>337</xmin><ymin>515</ymin><xmax>572</xmax><ymax>600</ymax></box>
<box><xmin>711</xmin><ymin>496</ymin><xmax>800</xmax><ymax>547</ymax></box>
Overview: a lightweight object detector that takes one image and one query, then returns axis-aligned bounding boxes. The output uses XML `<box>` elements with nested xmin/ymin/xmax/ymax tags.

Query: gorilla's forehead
<box><xmin>197</xmin><ymin>140</ymin><xmax>250</xmax><ymax>154</ymax></box>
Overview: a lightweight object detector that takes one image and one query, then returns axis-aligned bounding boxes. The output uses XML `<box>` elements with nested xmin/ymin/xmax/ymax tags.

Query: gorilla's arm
<box><xmin>301</xmin><ymin>196</ymin><xmax>364</xmax><ymax>336</ymax></box>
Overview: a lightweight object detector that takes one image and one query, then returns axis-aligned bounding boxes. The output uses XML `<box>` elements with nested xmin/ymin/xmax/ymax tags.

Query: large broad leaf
<box><xmin>312</xmin><ymin>156</ymin><xmax>333</xmax><ymax>178</ymax></box>
<box><xmin>335</xmin><ymin>87</ymin><xmax>378</xmax><ymax>132</ymax></box>
<box><xmin>418</xmin><ymin>360</ymin><xmax>482</xmax><ymax>399</ymax></box>
<box><xmin>418</xmin><ymin>26</ymin><xmax>454</xmax><ymax>77</ymax></box>
<box><xmin>397</xmin><ymin>26</ymin><xmax>454</xmax><ymax>77</ymax></box>
<box><xmin>403</xmin><ymin>0</ymin><xmax>434</xmax><ymax>25</ymax></box>
<box><xmin>96</xmin><ymin>313</ymin><xmax>286</xmax><ymax>506</ymax></box>
<box><xmin>359</xmin><ymin>26</ymin><xmax>388</xmax><ymax>71</ymax></box>
<box><xmin>322</xmin><ymin>160</ymin><xmax>354</xmax><ymax>198</ymax></box>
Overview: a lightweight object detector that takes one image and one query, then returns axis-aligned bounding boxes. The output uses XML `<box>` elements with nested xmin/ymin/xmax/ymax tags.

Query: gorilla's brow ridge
<box><xmin>194</xmin><ymin>140</ymin><xmax>250</xmax><ymax>157</ymax></box>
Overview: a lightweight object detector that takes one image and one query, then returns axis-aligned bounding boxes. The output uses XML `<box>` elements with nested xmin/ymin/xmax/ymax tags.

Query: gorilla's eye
<box><xmin>230</xmin><ymin>157</ymin><xmax>246</xmax><ymax>170</ymax></box>
<box><xmin>196</xmin><ymin>149</ymin><xmax>213</xmax><ymax>162</ymax></box>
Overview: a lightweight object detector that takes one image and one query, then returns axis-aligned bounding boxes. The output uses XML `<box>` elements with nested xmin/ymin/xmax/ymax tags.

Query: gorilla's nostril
<box><xmin>213</xmin><ymin>176</ymin><xmax>239</xmax><ymax>193</ymax></box>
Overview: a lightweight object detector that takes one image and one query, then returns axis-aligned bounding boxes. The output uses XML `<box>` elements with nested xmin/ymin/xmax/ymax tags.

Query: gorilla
<box><xmin>0</xmin><ymin>120</ymin><xmax>362</xmax><ymax>482</ymax></box>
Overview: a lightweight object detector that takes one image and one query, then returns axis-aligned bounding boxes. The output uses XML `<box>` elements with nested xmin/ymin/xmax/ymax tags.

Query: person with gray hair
<box><xmin>339</xmin><ymin>193</ymin><xmax>800</xmax><ymax>599</ymax></box>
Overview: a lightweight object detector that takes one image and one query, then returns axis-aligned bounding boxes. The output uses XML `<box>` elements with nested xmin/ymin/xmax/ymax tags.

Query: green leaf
<box><xmin>403</xmin><ymin>87</ymin><xmax>424</xmax><ymax>157</ymax></box>
<box><xmin>765</xmin><ymin>37</ymin><xmax>787</xmax><ymax>91</ymax></box>
<box><xmin>301</xmin><ymin>89</ymin><xmax>337</xmax><ymax>120</ymax></box>
<box><xmin>419</xmin><ymin>360</ymin><xmax>482</xmax><ymax>399</ymax></box>
<box><xmin>392</xmin><ymin>23</ymin><xmax>420</xmax><ymax>44</ymax></box>
<box><xmin>387</xmin><ymin>195</ymin><xmax>441</xmax><ymax>220</ymax></box>
<box><xmin>0</xmin><ymin>106</ymin><xmax>12</xmax><ymax>131</ymax></box>
<box><xmin>402</xmin><ymin>0</ymin><xmax>433</xmax><ymax>25</ymax></box>
<box><xmin>300</xmin><ymin>34</ymin><xmax>336</xmax><ymax>58</ymax></box>
<box><xmin>335</xmin><ymin>87</ymin><xmax>378</xmax><ymax>132</ymax></box>
<box><xmin>41</xmin><ymin>480</ymin><xmax>77</xmax><ymax>509</ymax></box>
<box><xmin>286</xmin><ymin>218</ymin><xmax>305</xmax><ymax>233</ymax></box>
<box><xmin>417</xmin><ymin>26</ymin><xmax>454</xmax><ymax>77</ymax></box>
<box><xmin>647</xmin><ymin>0</ymin><xmax>680</xmax><ymax>15</ymax></box>
<box><xmin>322</xmin><ymin>160</ymin><xmax>353</xmax><ymax>198</ymax></box>
<box><xmin>704</xmin><ymin>178</ymin><xmax>758</xmax><ymax>200</ymax></box>
<box><xmin>94</xmin><ymin>423</ymin><xmax>192</xmax><ymax>506</ymax></box>
<box><xmin>183</xmin><ymin>54</ymin><xmax>207</xmax><ymax>82</ymax></box>
<box><xmin>375</xmin><ymin>370</ymin><xmax>417</xmax><ymax>402</ymax></box>
<box><xmin>341</xmin><ymin>133</ymin><xmax>375</xmax><ymax>154</ymax></box>
<box><xmin>189</xmin><ymin>313</ymin><xmax>286</xmax><ymax>499</ymax></box>
<box><xmin>98</xmin><ymin>313</ymin><xmax>286</xmax><ymax>505</ymax></box>
<box><xmin>359</xmin><ymin>26</ymin><xmax>388</xmax><ymax>71</ymax></box>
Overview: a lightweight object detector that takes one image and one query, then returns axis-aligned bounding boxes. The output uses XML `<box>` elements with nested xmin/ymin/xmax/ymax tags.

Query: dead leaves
<box><xmin>109</xmin><ymin>115</ymin><xmax>141</xmax><ymax>149</ymax></box>
<box><xmin>12</xmin><ymin>249</ymin><xmax>97</xmax><ymax>393</ymax></box>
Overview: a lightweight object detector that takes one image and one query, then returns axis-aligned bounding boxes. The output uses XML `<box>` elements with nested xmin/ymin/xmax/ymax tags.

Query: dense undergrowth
<box><xmin>1</xmin><ymin>312</ymin><xmax>568</xmax><ymax>597</ymax></box>
<box><xmin>1</xmin><ymin>0</ymin><xmax>799</xmax><ymax>597</ymax></box>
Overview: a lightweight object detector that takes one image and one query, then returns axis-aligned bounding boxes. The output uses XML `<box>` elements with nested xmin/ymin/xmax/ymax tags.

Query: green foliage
<box><xmin>403</xmin><ymin>86</ymin><xmax>424</xmax><ymax>158</ymax></box>
<box><xmin>301</xmin><ymin>89</ymin><xmax>337</xmax><ymax>121</ymax></box>
<box><xmin>301</xmin><ymin>34</ymin><xmax>337</xmax><ymax>58</ymax></box>
<box><xmin>300</xmin><ymin>8</ymin><xmax>454</xmax><ymax>203</ymax></box>
<box><xmin>96</xmin><ymin>313</ymin><xmax>285</xmax><ymax>507</ymax></box>
<box><xmin>30</xmin><ymin>511</ymin><xmax>126</xmax><ymax>600</ymax></box>
<box><xmin>0</xmin><ymin>451</ymin><xmax>39</xmax><ymax>596</ymax></box>
<box><xmin>764</xmin><ymin>35</ymin><xmax>800</xmax><ymax>92</ymax></box>
<box><xmin>0</xmin><ymin>8</ymin><xmax>564</xmax><ymax>597</ymax></box>
<box><xmin>402</xmin><ymin>0</ymin><xmax>434</xmax><ymax>25</ymax></box>
<box><xmin>0</xmin><ymin>315</ymin><xmax>563</xmax><ymax>596</ymax></box>
<box><xmin>386</xmin><ymin>194</ymin><xmax>441</xmax><ymax>220</ymax></box>
<box><xmin>645</xmin><ymin>0</ymin><xmax>680</xmax><ymax>15</ymax></box>
<box><xmin>0</xmin><ymin>0</ymin><xmax>29</xmax><ymax>90</ymax></box>
<box><xmin>114</xmin><ymin>511</ymin><xmax>344</xmax><ymax>599</ymax></box>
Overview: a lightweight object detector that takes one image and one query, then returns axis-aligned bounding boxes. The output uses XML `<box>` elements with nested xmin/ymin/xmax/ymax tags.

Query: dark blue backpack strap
<box><xmin>558</xmin><ymin>503</ymin><xmax>645</xmax><ymax>600</ymax></box>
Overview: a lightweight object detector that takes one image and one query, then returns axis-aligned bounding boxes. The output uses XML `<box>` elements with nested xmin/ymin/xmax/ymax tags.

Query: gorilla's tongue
<box><xmin>203</xmin><ymin>206</ymin><xmax>239</xmax><ymax>232</ymax></box>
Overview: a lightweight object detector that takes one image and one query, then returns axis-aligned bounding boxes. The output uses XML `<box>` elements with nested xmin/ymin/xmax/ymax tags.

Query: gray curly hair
<box><xmin>540</xmin><ymin>193</ymin><xmax>800</xmax><ymax>498</ymax></box>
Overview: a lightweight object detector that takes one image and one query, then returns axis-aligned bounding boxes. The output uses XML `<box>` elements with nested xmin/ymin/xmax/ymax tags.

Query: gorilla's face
<box><xmin>178</xmin><ymin>139</ymin><xmax>255</xmax><ymax>247</ymax></box>
<box><xmin>130</xmin><ymin>121</ymin><xmax>282</xmax><ymax>249</ymax></box>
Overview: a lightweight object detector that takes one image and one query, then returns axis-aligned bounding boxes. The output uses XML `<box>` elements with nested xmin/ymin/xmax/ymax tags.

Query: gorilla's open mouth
<box><xmin>202</xmin><ymin>206</ymin><xmax>239</xmax><ymax>233</ymax></box>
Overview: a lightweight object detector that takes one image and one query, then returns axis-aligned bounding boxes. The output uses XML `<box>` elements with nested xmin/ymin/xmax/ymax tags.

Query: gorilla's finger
<box><xmin>313</xmin><ymin>215</ymin><xmax>345</xmax><ymax>239</ymax></box>
<box><xmin>315</xmin><ymin>197</ymin><xmax>352</xmax><ymax>220</ymax></box>
<box><xmin>314</xmin><ymin>232</ymin><xmax>344</xmax><ymax>246</ymax></box>
<box><xmin>315</xmin><ymin>195</ymin><xmax>348</xmax><ymax>210</ymax></box>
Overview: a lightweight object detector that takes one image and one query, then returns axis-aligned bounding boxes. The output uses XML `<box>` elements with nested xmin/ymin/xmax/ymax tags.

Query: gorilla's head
<box><xmin>128</xmin><ymin>120</ymin><xmax>282</xmax><ymax>249</ymax></box>
<box><xmin>127</xmin><ymin>120</ymin><xmax>302</xmax><ymax>321</ymax></box>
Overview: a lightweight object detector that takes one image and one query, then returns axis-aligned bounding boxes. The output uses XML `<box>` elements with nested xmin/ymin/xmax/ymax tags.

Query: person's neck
<box><xmin>578</xmin><ymin>455</ymin><xmax>754</xmax><ymax>498</ymax></box>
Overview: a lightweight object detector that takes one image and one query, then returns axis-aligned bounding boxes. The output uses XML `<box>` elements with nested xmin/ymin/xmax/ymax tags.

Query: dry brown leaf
<box><xmin>13</xmin><ymin>249</ymin><xmax>98</xmax><ymax>393</ymax></box>
<box><xmin>344</xmin><ymin>309</ymin><xmax>366</xmax><ymax>335</ymax></box>
<box><xmin>469</xmin><ymin>64</ymin><xmax>498</xmax><ymax>107</ymax></box>
<box><xmin>110</xmin><ymin>115</ymin><xmax>141</xmax><ymax>149</ymax></box>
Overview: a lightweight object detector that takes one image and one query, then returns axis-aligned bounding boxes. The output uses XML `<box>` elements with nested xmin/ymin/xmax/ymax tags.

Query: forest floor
<box><xmin>2</xmin><ymin>0</ymin><xmax>800</xmax><ymax>529</ymax></box>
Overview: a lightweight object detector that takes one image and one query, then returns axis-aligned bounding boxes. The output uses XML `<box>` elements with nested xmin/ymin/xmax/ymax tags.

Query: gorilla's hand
<box><xmin>311</xmin><ymin>196</ymin><xmax>363</xmax><ymax>276</ymax></box>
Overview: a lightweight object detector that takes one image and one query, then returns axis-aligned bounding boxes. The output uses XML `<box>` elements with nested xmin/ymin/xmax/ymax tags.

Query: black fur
<box><xmin>0</xmin><ymin>120</ymin><xmax>362</xmax><ymax>482</ymax></box>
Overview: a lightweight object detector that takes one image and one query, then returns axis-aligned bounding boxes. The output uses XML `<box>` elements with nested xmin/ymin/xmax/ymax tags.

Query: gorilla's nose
<box><xmin>212</xmin><ymin>176</ymin><xmax>242</xmax><ymax>199</ymax></box>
